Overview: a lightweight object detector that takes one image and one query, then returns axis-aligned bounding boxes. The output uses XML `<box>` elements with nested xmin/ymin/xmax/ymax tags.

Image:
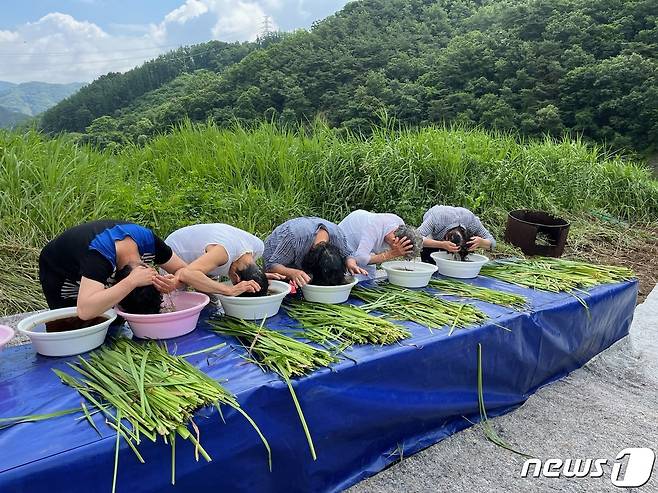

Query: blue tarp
<box><xmin>0</xmin><ymin>276</ymin><xmax>638</xmax><ymax>493</ymax></box>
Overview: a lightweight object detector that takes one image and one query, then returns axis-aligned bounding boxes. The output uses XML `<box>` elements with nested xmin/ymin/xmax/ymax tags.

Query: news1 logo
<box><xmin>521</xmin><ymin>448</ymin><xmax>656</xmax><ymax>488</ymax></box>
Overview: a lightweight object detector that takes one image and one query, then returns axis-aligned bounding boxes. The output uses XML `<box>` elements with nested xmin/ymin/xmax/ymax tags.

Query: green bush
<box><xmin>1</xmin><ymin>122</ymin><xmax>657</xmax><ymax>314</ymax></box>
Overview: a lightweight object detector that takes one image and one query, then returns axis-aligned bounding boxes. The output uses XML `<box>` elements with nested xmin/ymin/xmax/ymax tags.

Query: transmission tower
<box><xmin>261</xmin><ymin>15</ymin><xmax>272</xmax><ymax>38</ymax></box>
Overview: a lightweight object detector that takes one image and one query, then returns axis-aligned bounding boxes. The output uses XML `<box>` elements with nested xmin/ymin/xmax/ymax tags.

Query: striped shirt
<box><xmin>417</xmin><ymin>206</ymin><xmax>496</xmax><ymax>248</ymax></box>
<box><xmin>263</xmin><ymin>217</ymin><xmax>354</xmax><ymax>270</ymax></box>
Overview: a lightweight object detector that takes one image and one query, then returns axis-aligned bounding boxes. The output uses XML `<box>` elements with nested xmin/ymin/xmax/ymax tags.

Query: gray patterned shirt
<box><xmin>263</xmin><ymin>217</ymin><xmax>355</xmax><ymax>270</ymax></box>
<box><xmin>417</xmin><ymin>206</ymin><xmax>496</xmax><ymax>248</ymax></box>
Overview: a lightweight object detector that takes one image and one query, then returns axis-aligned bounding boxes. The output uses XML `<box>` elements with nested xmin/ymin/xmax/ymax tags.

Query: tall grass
<box><xmin>1</xmin><ymin>121</ymin><xmax>657</xmax><ymax>315</ymax></box>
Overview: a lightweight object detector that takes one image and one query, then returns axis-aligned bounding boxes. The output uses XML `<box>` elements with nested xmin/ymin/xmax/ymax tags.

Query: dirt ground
<box><xmin>565</xmin><ymin>231</ymin><xmax>658</xmax><ymax>303</ymax></box>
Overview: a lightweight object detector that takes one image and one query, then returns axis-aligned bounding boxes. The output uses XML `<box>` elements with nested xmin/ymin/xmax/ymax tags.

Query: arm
<box><xmin>77</xmin><ymin>266</ymin><xmax>155</xmax><ymax>320</ymax></box>
<box><xmin>160</xmin><ymin>252</ymin><xmax>187</xmax><ymax>275</ymax></box>
<box><xmin>167</xmin><ymin>246</ymin><xmax>260</xmax><ymax>296</ymax></box>
<box><xmin>422</xmin><ymin>236</ymin><xmax>460</xmax><ymax>252</ymax></box>
<box><xmin>331</xmin><ymin>224</ymin><xmax>367</xmax><ymax>275</ymax></box>
<box><xmin>352</xmin><ymin>226</ymin><xmax>378</xmax><ymax>267</ymax></box>
<box><xmin>264</xmin><ymin>227</ymin><xmax>298</xmax><ymax>272</ymax></box>
<box><xmin>176</xmin><ymin>268</ymin><xmax>261</xmax><ymax>296</ymax></box>
<box><xmin>369</xmin><ymin>236</ymin><xmax>414</xmax><ymax>264</ymax></box>
<box><xmin>466</xmin><ymin>216</ymin><xmax>496</xmax><ymax>251</ymax></box>
<box><xmin>268</xmin><ymin>264</ymin><xmax>311</xmax><ymax>287</ymax></box>
<box><xmin>151</xmin><ymin>235</ymin><xmax>187</xmax><ymax>292</ymax></box>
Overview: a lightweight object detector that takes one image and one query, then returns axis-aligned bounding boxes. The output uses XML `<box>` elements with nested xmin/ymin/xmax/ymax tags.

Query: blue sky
<box><xmin>0</xmin><ymin>0</ymin><xmax>351</xmax><ymax>83</ymax></box>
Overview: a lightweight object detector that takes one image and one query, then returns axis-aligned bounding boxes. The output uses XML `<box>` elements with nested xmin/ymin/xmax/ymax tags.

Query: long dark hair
<box><xmin>302</xmin><ymin>242</ymin><xmax>347</xmax><ymax>286</ymax></box>
<box><xmin>445</xmin><ymin>226</ymin><xmax>470</xmax><ymax>261</ymax></box>
<box><xmin>235</xmin><ymin>263</ymin><xmax>269</xmax><ymax>297</ymax></box>
<box><xmin>114</xmin><ymin>265</ymin><xmax>162</xmax><ymax>314</ymax></box>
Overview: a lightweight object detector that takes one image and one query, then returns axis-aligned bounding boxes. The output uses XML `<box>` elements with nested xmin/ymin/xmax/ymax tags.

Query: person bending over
<box><xmin>39</xmin><ymin>220</ymin><xmax>186</xmax><ymax>319</ymax></box>
<box><xmin>338</xmin><ymin>209</ymin><xmax>422</xmax><ymax>278</ymax></box>
<box><xmin>263</xmin><ymin>217</ymin><xmax>368</xmax><ymax>287</ymax></box>
<box><xmin>165</xmin><ymin>223</ymin><xmax>284</xmax><ymax>297</ymax></box>
<box><xmin>417</xmin><ymin>206</ymin><xmax>496</xmax><ymax>263</ymax></box>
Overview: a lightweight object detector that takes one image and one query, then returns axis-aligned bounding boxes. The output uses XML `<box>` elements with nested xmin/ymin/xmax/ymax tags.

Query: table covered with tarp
<box><xmin>0</xmin><ymin>275</ymin><xmax>638</xmax><ymax>492</ymax></box>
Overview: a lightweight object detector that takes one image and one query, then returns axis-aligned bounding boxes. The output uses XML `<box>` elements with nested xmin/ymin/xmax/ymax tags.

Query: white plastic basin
<box><xmin>301</xmin><ymin>278</ymin><xmax>359</xmax><ymax>304</ymax></box>
<box><xmin>381</xmin><ymin>260</ymin><xmax>438</xmax><ymax>288</ymax></box>
<box><xmin>116</xmin><ymin>291</ymin><xmax>210</xmax><ymax>340</ymax></box>
<box><xmin>431</xmin><ymin>251</ymin><xmax>489</xmax><ymax>279</ymax></box>
<box><xmin>217</xmin><ymin>280</ymin><xmax>291</xmax><ymax>320</ymax></box>
<box><xmin>17</xmin><ymin>307</ymin><xmax>116</xmax><ymax>357</ymax></box>
<box><xmin>0</xmin><ymin>325</ymin><xmax>15</xmax><ymax>350</ymax></box>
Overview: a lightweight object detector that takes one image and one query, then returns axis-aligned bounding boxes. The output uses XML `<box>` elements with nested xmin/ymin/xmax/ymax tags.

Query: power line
<box><xmin>0</xmin><ymin>43</ymin><xmax>225</xmax><ymax>77</ymax></box>
<box><xmin>0</xmin><ymin>43</ymin><xmax>186</xmax><ymax>58</ymax></box>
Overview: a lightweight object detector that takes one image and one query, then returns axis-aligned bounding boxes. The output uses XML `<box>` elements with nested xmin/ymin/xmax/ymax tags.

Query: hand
<box><xmin>152</xmin><ymin>273</ymin><xmax>181</xmax><ymax>294</ymax></box>
<box><xmin>126</xmin><ymin>265</ymin><xmax>157</xmax><ymax>288</ymax></box>
<box><xmin>288</xmin><ymin>269</ymin><xmax>311</xmax><ymax>288</ymax></box>
<box><xmin>466</xmin><ymin>236</ymin><xmax>486</xmax><ymax>251</ymax></box>
<box><xmin>346</xmin><ymin>258</ymin><xmax>368</xmax><ymax>276</ymax></box>
<box><xmin>266</xmin><ymin>272</ymin><xmax>286</xmax><ymax>281</ymax></box>
<box><xmin>227</xmin><ymin>280</ymin><xmax>263</xmax><ymax>296</ymax></box>
<box><xmin>440</xmin><ymin>240</ymin><xmax>460</xmax><ymax>253</ymax></box>
<box><xmin>389</xmin><ymin>236</ymin><xmax>413</xmax><ymax>258</ymax></box>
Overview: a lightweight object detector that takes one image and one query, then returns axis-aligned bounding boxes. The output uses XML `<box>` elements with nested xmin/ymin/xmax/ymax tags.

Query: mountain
<box><xmin>42</xmin><ymin>0</ymin><xmax>658</xmax><ymax>153</ymax></box>
<box><xmin>0</xmin><ymin>81</ymin><xmax>85</xmax><ymax>117</ymax></box>
<box><xmin>0</xmin><ymin>106</ymin><xmax>30</xmax><ymax>128</ymax></box>
<box><xmin>39</xmin><ymin>40</ymin><xmax>260</xmax><ymax>134</ymax></box>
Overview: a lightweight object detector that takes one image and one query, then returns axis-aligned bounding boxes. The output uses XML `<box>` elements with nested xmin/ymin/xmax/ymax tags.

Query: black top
<box><xmin>39</xmin><ymin>220</ymin><xmax>173</xmax><ymax>286</ymax></box>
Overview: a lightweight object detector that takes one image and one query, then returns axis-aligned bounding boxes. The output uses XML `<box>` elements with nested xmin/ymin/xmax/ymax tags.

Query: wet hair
<box><xmin>235</xmin><ymin>263</ymin><xmax>269</xmax><ymax>297</ymax></box>
<box><xmin>393</xmin><ymin>224</ymin><xmax>423</xmax><ymax>260</ymax></box>
<box><xmin>444</xmin><ymin>226</ymin><xmax>471</xmax><ymax>261</ymax></box>
<box><xmin>302</xmin><ymin>242</ymin><xmax>348</xmax><ymax>286</ymax></box>
<box><xmin>114</xmin><ymin>265</ymin><xmax>162</xmax><ymax>314</ymax></box>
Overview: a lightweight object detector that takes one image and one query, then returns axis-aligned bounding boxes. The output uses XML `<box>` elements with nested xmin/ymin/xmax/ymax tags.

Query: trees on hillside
<box><xmin>51</xmin><ymin>0</ymin><xmax>658</xmax><ymax>153</ymax></box>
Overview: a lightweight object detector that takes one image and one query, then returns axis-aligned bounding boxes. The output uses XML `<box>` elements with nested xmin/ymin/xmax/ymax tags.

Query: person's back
<box><xmin>338</xmin><ymin>210</ymin><xmax>375</xmax><ymax>253</ymax></box>
<box><xmin>165</xmin><ymin>223</ymin><xmax>264</xmax><ymax>279</ymax></box>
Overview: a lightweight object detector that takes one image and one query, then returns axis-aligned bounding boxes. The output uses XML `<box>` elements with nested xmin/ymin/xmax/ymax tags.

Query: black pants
<box><xmin>420</xmin><ymin>246</ymin><xmax>443</xmax><ymax>264</ymax></box>
<box><xmin>38</xmin><ymin>252</ymin><xmax>77</xmax><ymax>310</ymax></box>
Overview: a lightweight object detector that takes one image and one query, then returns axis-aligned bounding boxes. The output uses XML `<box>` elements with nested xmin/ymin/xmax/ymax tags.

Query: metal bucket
<box><xmin>504</xmin><ymin>210</ymin><xmax>570</xmax><ymax>257</ymax></box>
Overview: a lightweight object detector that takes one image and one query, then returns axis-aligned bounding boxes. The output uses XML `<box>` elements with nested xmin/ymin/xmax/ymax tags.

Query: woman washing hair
<box><xmin>38</xmin><ymin>220</ymin><xmax>185</xmax><ymax>320</ymax></box>
<box><xmin>165</xmin><ymin>223</ymin><xmax>283</xmax><ymax>297</ymax></box>
<box><xmin>338</xmin><ymin>210</ymin><xmax>422</xmax><ymax>278</ymax></box>
<box><xmin>263</xmin><ymin>217</ymin><xmax>368</xmax><ymax>288</ymax></box>
<box><xmin>417</xmin><ymin>206</ymin><xmax>496</xmax><ymax>263</ymax></box>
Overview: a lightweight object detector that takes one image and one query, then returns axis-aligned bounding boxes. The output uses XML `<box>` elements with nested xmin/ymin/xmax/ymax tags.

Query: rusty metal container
<box><xmin>504</xmin><ymin>210</ymin><xmax>570</xmax><ymax>257</ymax></box>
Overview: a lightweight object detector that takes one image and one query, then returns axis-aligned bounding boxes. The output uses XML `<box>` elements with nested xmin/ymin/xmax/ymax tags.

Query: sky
<box><xmin>0</xmin><ymin>0</ymin><xmax>351</xmax><ymax>84</ymax></box>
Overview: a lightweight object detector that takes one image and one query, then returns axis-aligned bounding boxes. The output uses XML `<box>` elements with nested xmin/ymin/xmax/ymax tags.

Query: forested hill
<box><xmin>43</xmin><ymin>0</ymin><xmax>658</xmax><ymax>153</ymax></box>
<box><xmin>0</xmin><ymin>81</ymin><xmax>84</xmax><ymax>128</ymax></box>
<box><xmin>39</xmin><ymin>40</ymin><xmax>260</xmax><ymax>134</ymax></box>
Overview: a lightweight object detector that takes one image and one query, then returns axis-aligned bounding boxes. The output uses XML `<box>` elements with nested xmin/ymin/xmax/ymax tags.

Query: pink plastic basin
<box><xmin>0</xmin><ymin>325</ymin><xmax>14</xmax><ymax>350</ymax></box>
<box><xmin>115</xmin><ymin>291</ymin><xmax>210</xmax><ymax>340</ymax></box>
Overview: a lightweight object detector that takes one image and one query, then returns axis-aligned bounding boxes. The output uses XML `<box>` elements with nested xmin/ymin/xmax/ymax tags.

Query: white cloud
<box><xmin>0</xmin><ymin>13</ymin><xmax>162</xmax><ymax>83</ymax></box>
<box><xmin>0</xmin><ymin>0</ymin><xmax>322</xmax><ymax>84</ymax></box>
<box><xmin>164</xmin><ymin>0</ymin><xmax>209</xmax><ymax>24</ymax></box>
<box><xmin>0</xmin><ymin>30</ymin><xmax>19</xmax><ymax>42</ymax></box>
<box><xmin>209</xmin><ymin>1</ymin><xmax>273</xmax><ymax>41</ymax></box>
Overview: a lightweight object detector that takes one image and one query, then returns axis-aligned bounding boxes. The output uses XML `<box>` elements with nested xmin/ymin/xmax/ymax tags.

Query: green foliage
<box><xmin>39</xmin><ymin>41</ymin><xmax>259</xmax><ymax>134</ymax></box>
<box><xmin>44</xmin><ymin>0</ymin><xmax>658</xmax><ymax>154</ymax></box>
<box><xmin>1</xmin><ymin>121</ymin><xmax>657</xmax><ymax>315</ymax></box>
<box><xmin>2</xmin><ymin>121</ymin><xmax>657</xmax><ymax>243</ymax></box>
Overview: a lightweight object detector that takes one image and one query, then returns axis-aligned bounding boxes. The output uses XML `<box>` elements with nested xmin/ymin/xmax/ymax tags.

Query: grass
<box><xmin>284</xmin><ymin>299</ymin><xmax>411</xmax><ymax>349</ymax></box>
<box><xmin>1</xmin><ymin>121</ymin><xmax>657</xmax><ymax>315</ymax></box>
<box><xmin>1</xmin><ymin>338</ymin><xmax>271</xmax><ymax>490</ymax></box>
<box><xmin>352</xmin><ymin>284</ymin><xmax>488</xmax><ymax>334</ymax></box>
<box><xmin>208</xmin><ymin>316</ymin><xmax>337</xmax><ymax>460</ymax></box>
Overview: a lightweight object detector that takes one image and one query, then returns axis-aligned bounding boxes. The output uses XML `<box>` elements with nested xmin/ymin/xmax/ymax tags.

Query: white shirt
<box><xmin>338</xmin><ymin>210</ymin><xmax>404</xmax><ymax>275</ymax></box>
<box><xmin>165</xmin><ymin>224</ymin><xmax>264</xmax><ymax>279</ymax></box>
